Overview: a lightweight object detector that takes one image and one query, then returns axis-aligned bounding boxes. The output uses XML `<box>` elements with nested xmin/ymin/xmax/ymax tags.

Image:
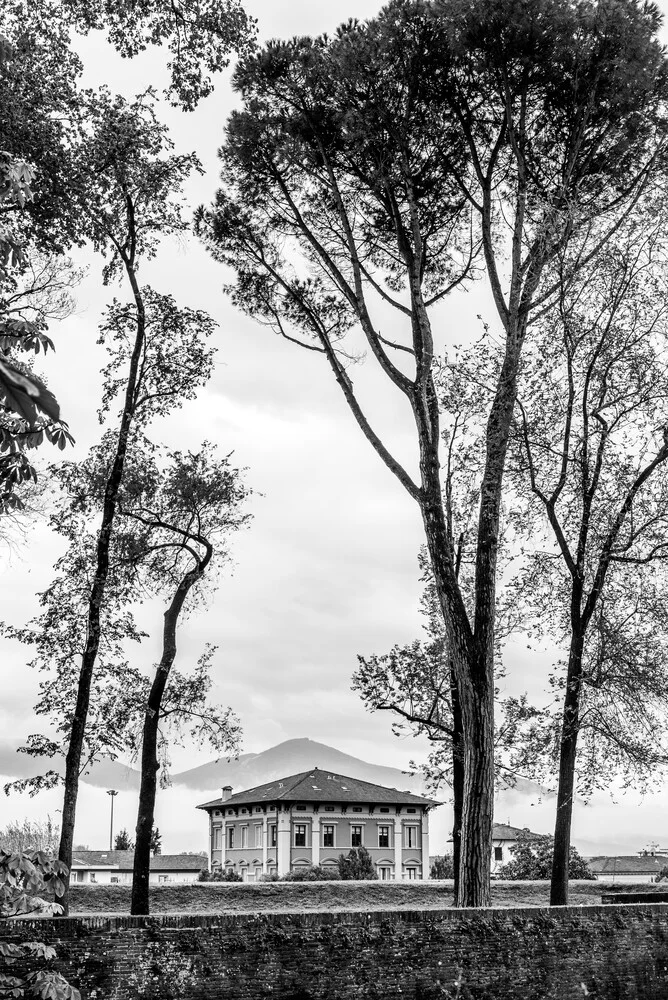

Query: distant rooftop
<box><xmin>492</xmin><ymin>823</ymin><xmax>546</xmax><ymax>842</ymax></box>
<box><xmin>588</xmin><ymin>855</ymin><xmax>668</xmax><ymax>876</ymax></box>
<box><xmin>197</xmin><ymin>768</ymin><xmax>439</xmax><ymax>810</ymax></box>
<box><xmin>71</xmin><ymin>851</ymin><xmax>207</xmax><ymax>872</ymax></box>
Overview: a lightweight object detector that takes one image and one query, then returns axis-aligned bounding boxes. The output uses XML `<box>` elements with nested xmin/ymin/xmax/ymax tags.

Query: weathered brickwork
<box><xmin>4</xmin><ymin>904</ymin><xmax>668</xmax><ymax>999</ymax></box>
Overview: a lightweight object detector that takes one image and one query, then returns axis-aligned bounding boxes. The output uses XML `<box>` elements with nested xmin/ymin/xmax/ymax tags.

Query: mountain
<box><xmin>2</xmin><ymin>736</ymin><xmax>552</xmax><ymax>804</ymax></box>
<box><xmin>169</xmin><ymin>738</ymin><xmax>428</xmax><ymax>795</ymax></box>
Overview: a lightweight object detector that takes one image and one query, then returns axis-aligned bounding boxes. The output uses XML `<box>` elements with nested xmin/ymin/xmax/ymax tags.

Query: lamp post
<box><xmin>107</xmin><ymin>790</ymin><xmax>118</xmax><ymax>850</ymax></box>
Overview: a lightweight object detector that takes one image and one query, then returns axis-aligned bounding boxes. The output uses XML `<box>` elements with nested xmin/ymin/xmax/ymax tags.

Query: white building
<box><xmin>198</xmin><ymin>768</ymin><xmax>440</xmax><ymax>881</ymax></box>
<box><xmin>69</xmin><ymin>850</ymin><xmax>207</xmax><ymax>885</ymax></box>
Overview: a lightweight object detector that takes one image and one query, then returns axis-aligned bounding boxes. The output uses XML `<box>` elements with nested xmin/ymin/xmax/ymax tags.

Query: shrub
<box><xmin>197</xmin><ymin>868</ymin><xmax>211</xmax><ymax>882</ymax></box>
<box><xmin>282</xmin><ymin>865</ymin><xmax>341</xmax><ymax>881</ymax></box>
<box><xmin>211</xmin><ymin>867</ymin><xmax>243</xmax><ymax>883</ymax></box>
<box><xmin>337</xmin><ymin>846</ymin><xmax>378</xmax><ymax>880</ymax></box>
<box><xmin>1</xmin><ymin>849</ymin><xmax>81</xmax><ymax>999</ymax></box>
<box><xmin>260</xmin><ymin>872</ymin><xmax>280</xmax><ymax>882</ymax></box>
<box><xmin>430</xmin><ymin>855</ymin><xmax>455</xmax><ymax>879</ymax></box>
<box><xmin>497</xmin><ymin>836</ymin><xmax>596</xmax><ymax>880</ymax></box>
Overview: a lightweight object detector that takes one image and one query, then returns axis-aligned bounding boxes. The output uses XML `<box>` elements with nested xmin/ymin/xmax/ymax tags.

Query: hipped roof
<box><xmin>197</xmin><ymin>768</ymin><xmax>439</xmax><ymax>810</ymax></box>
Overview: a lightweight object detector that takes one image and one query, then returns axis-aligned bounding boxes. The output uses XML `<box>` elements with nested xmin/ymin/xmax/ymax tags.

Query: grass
<box><xmin>67</xmin><ymin>878</ymin><xmax>659</xmax><ymax>915</ymax></box>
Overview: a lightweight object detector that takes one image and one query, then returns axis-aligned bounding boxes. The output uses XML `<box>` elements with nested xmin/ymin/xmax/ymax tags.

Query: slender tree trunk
<box><xmin>131</xmin><ymin>569</ymin><xmax>201</xmax><ymax>915</ymax></box>
<box><xmin>450</xmin><ymin>670</ymin><xmax>464</xmax><ymax>903</ymax></box>
<box><xmin>56</xmin><ymin>266</ymin><xmax>145</xmax><ymax>916</ymax></box>
<box><xmin>550</xmin><ymin>631</ymin><xmax>585</xmax><ymax>906</ymax></box>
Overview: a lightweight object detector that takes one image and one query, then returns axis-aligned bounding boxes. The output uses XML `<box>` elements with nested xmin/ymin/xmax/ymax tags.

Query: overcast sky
<box><xmin>1</xmin><ymin>0</ymin><xmax>668</xmax><ymax>857</ymax></box>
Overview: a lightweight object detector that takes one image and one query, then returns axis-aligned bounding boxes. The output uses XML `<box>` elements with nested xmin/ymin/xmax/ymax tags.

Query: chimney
<box><xmin>221</xmin><ymin>785</ymin><xmax>232</xmax><ymax>802</ymax></box>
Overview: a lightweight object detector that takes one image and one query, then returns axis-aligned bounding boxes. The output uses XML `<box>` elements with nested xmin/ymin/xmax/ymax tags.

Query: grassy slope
<box><xmin>67</xmin><ymin>879</ymin><xmax>657</xmax><ymax>915</ymax></box>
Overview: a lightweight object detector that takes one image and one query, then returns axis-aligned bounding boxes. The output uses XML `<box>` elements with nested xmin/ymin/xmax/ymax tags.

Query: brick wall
<box><xmin>4</xmin><ymin>904</ymin><xmax>668</xmax><ymax>999</ymax></box>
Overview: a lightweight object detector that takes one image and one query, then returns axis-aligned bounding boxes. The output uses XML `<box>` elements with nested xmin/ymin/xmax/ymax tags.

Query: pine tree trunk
<box><xmin>131</xmin><ymin>570</ymin><xmax>201</xmax><ymax>915</ymax></box>
<box><xmin>456</xmin><ymin>660</ymin><xmax>495</xmax><ymax>906</ymax></box>
<box><xmin>450</xmin><ymin>669</ymin><xmax>464</xmax><ymax>902</ymax></box>
<box><xmin>550</xmin><ymin>632</ymin><xmax>585</xmax><ymax>906</ymax></box>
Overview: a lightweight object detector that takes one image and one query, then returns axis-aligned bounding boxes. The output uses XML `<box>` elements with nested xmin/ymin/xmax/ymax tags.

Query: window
<box><xmin>254</xmin><ymin>825</ymin><xmax>262</xmax><ymax>848</ymax></box>
<box><xmin>379</xmin><ymin>867</ymin><xmax>392</xmax><ymax>880</ymax></box>
<box><xmin>405</xmin><ymin>826</ymin><xmax>418</xmax><ymax>849</ymax></box>
<box><xmin>240</xmin><ymin>826</ymin><xmax>248</xmax><ymax>849</ymax></box>
<box><xmin>111</xmin><ymin>876</ymin><xmax>119</xmax><ymax>884</ymax></box>
<box><xmin>405</xmin><ymin>867</ymin><xmax>418</xmax><ymax>880</ymax></box>
<box><xmin>241</xmin><ymin>808</ymin><xmax>248</xmax><ymax>814</ymax></box>
<box><xmin>324</xmin><ymin>806</ymin><xmax>335</xmax><ymax>812</ymax></box>
<box><xmin>494</xmin><ymin>846</ymin><xmax>503</xmax><ymax>861</ymax></box>
<box><xmin>255</xmin><ymin>866</ymin><xmax>262</xmax><ymax>879</ymax></box>
<box><xmin>406</xmin><ymin>808</ymin><xmax>417</xmax><ymax>814</ymax></box>
<box><xmin>227</xmin><ymin>809</ymin><xmax>234</xmax><ymax>816</ymax></box>
<box><xmin>255</xmin><ymin>807</ymin><xmax>262</xmax><ymax>813</ymax></box>
<box><xmin>90</xmin><ymin>873</ymin><xmax>97</xmax><ymax>883</ymax></box>
<box><xmin>227</xmin><ymin>827</ymin><xmax>235</xmax><ymax>849</ymax></box>
<box><xmin>379</xmin><ymin>807</ymin><xmax>390</xmax><ymax>813</ymax></box>
<box><xmin>351</xmin><ymin>826</ymin><xmax>363</xmax><ymax>848</ymax></box>
<box><xmin>158</xmin><ymin>875</ymin><xmax>169</xmax><ymax>884</ymax></box>
<box><xmin>213</xmin><ymin>828</ymin><xmax>222</xmax><ymax>850</ymax></box>
<box><xmin>323</xmin><ymin>825</ymin><xmax>335</xmax><ymax>848</ymax></box>
<box><xmin>72</xmin><ymin>871</ymin><xmax>84</xmax><ymax>883</ymax></box>
<box><xmin>296</xmin><ymin>805</ymin><xmax>306</xmax><ymax>811</ymax></box>
<box><xmin>378</xmin><ymin>826</ymin><xmax>390</xmax><ymax>848</ymax></box>
<box><xmin>352</xmin><ymin>807</ymin><xmax>363</xmax><ymax>813</ymax></box>
<box><xmin>294</xmin><ymin>825</ymin><xmax>307</xmax><ymax>847</ymax></box>
<box><xmin>270</xmin><ymin>824</ymin><xmax>277</xmax><ymax>847</ymax></box>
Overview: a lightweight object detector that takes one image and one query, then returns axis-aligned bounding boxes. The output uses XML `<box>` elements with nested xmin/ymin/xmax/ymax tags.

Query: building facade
<box><xmin>490</xmin><ymin>823</ymin><xmax>544</xmax><ymax>874</ymax></box>
<box><xmin>197</xmin><ymin>769</ymin><xmax>439</xmax><ymax>881</ymax></box>
<box><xmin>69</xmin><ymin>851</ymin><xmax>207</xmax><ymax>885</ymax></box>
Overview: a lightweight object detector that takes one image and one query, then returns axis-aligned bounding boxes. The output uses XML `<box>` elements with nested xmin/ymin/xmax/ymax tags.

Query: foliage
<box><xmin>150</xmin><ymin>827</ymin><xmax>161</xmax><ymax>856</ymax></box>
<box><xmin>114</xmin><ymin>828</ymin><xmax>133</xmax><ymax>851</ymax></box>
<box><xmin>496</xmin><ymin>837</ymin><xmax>595</xmax><ymax>881</ymax></box>
<box><xmin>282</xmin><ymin>865</ymin><xmax>341</xmax><ymax>882</ymax></box>
<box><xmin>337</xmin><ymin>847</ymin><xmax>378</xmax><ymax>881</ymax></box>
<box><xmin>0</xmin><ymin>850</ymin><xmax>80</xmax><ymax>1000</ymax></box>
<box><xmin>210</xmin><ymin>868</ymin><xmax>242</xmax><ymax>883</ymax></box>
<box><xmin>430</xmin><ymin>855</ymin><xmax>455</xmax><ymax>880</ymax></box>
<box><xmin>0</xmin><ymin>818</ymin><xmax>59</xmax><ymax>856</ymax></box>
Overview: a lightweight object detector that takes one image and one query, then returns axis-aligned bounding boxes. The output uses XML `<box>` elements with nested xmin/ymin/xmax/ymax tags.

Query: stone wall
<box><xmin>4</xmin><ymin>904</ymin><xmax>668</xmax><ymax>999</ymax></box>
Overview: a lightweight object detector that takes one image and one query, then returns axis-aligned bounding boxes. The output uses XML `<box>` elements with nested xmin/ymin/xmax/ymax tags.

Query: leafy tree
<box><xmin>2</xmin><ymin>0</ymin><xmax>255</xmax><ymax>116</ymax></box>
<box><xmin>0</xmin><ymin>818</ymin><xmax>59</xmax><ymax>856</ymax></box>
<box><xmin>103</xmin><ymin>437</ymin><xmax>250</xmax><ymax>914</ymax></box>
<box><xmin>497</xmin><ymin>836</ymin><xmax>595</xmax><ymax>882</ymax></box>
<box><xmin>0</xmin><ymin>850</ymin><xmax>80</xmax><ymax>1000</ymax></box>
<box><xmin>48</xmin><ymin>89</ymin><xmax>212</xmax><ymax>915</ymax></box>
<box><xmin>114</xmin><ymin>828</ymin><xmax>133</xmax><ymax>851</ymax></box>
<box><xmin>149</xmin><ymin>827</ymin><xmax>161</xmax><ymax>856</ymax></box>
<box><xmin>337</xmin><ymin>846</ymin><xmax>378</xmax><ymax>881</ymax></box>
<box><xmin>504</xmin><ymin>197</ymin><xmax>668</xmax><ymax>904</ymax></box>
<box><xmin>198</xmin><ymin>0</ymin><xmax>667</xmax><ymax>905</ymax></box>
<box><xmin>430</xmin><ymin>855</ymin><xmax>455</xmax><ymax>880</ymax></box>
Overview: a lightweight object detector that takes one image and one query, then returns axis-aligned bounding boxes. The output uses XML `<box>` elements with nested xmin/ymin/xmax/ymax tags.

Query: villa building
<box><xmin>197</xmin><ymin>768</ymin><xmax>440</xmax><ymax>881</ymax></box>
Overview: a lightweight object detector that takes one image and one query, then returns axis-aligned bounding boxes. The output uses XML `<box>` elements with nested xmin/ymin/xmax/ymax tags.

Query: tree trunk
<box><xmin>56</xmin><ymin>267</ymin><xmax>145</xmax><ymax>916</ymax></box>
<box><xmin>418</xmin><ymin>445</ymin><xmax>495</xmax><ymax>907</ymax></box>
<box><xmin>550</xmin><ymin>632</ymin><xmax>585</xmax><ymax>906</ymax></box>
<box><xmin>450</xmin><ymin>669</ymin><xmax>464</xmax><ymax>903</ymax></box>
<box><xmin>456</xmin><ymin>659</ymin><xmax>495</xmax><ymax>906</ymax></box>
<box><xmin>131</xmin><ymin>569</ymin><xmax>201</xmax><ymax>915</ymax></box>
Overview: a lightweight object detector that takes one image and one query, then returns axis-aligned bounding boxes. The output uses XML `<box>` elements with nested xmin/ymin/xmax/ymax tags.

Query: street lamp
<box><xmin>107</xmin><ymin>790</ymin><xmax>118</xmax><ymax>850</ymax></box>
